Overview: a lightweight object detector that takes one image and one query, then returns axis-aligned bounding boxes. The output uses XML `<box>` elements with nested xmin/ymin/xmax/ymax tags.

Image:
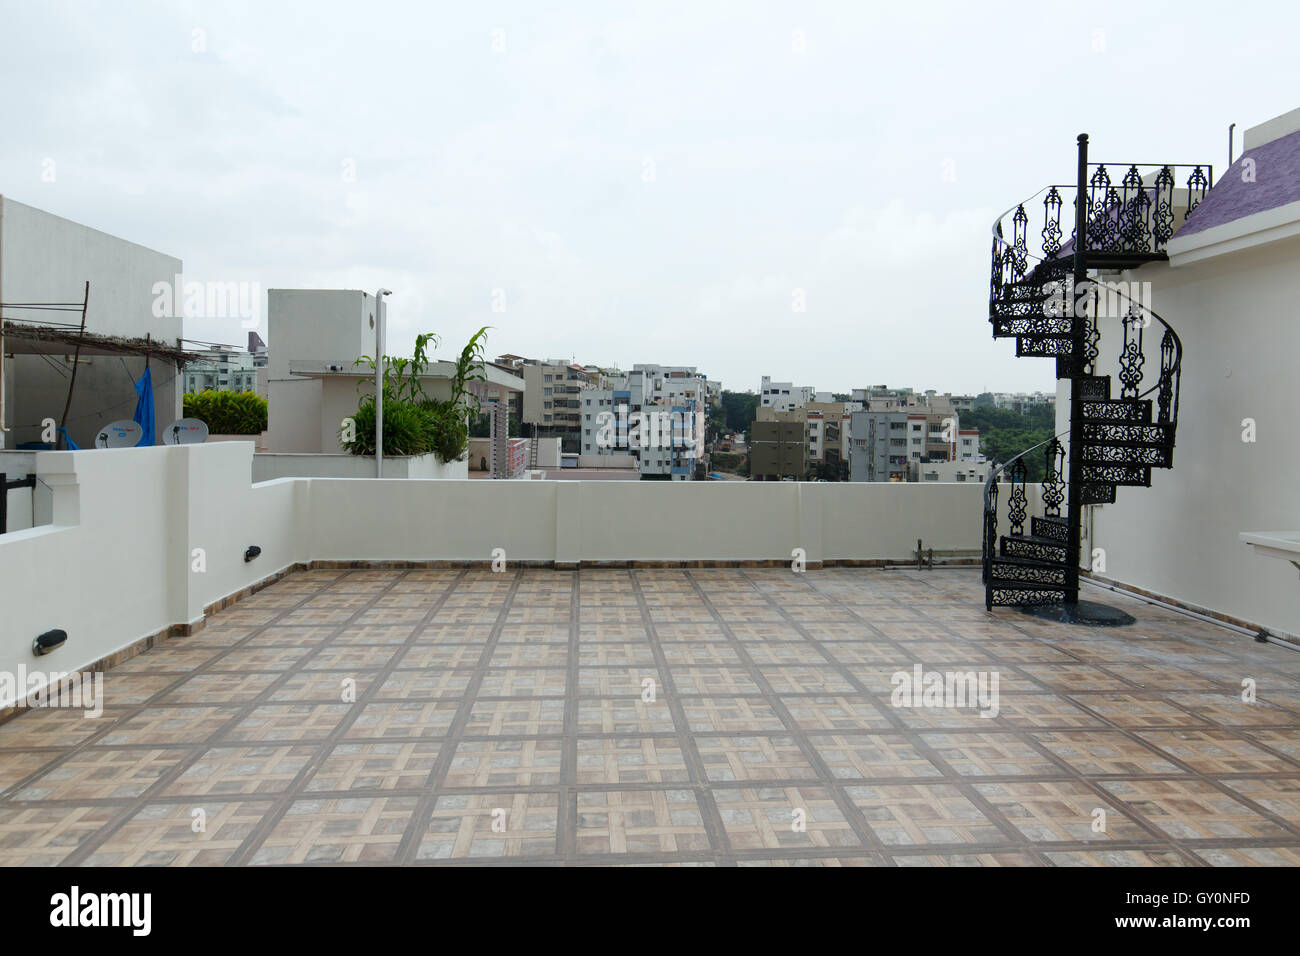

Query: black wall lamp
<box><xmin>244</xmin><ymin>545</ymin><xmax>262</xmax><ymax>563</ymax></box>
<box><xmin>33</xmin><ymin>629</ymin><xmax>67</xmax><ymax>656</ymax></box>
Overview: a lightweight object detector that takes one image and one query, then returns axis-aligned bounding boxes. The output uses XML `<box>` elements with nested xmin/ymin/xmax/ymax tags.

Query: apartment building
<box><xmin>992</xmin><ymin>391</ymin><xmax>1055</xmax><ymax>413</ymax></box>
<box><xmin>183</xmin><ymin>345</ymin><xmax>260</xmax><ymax>394</ymax></box>
<box><xmin>758</xmin><ymin>375</ymin><xmax>815</xmax><ymax>412</ymax></box>
<box><xmin>756</xmin><ymin>400</ymin><xmax>853</xmax><ymax>474</ymax></box>
<box><xmin>849</xmin><ymin>404</ymin><xmax>976</xmax><ymax>481</ymax></box>
<box><xmin>515</xmin><ymin>358</ymin><xmax>605</xmax><ymax>452</ymax></box>
<box><xmin>909</xmin><ymin>460</ymin><xmax>990</xmax><ymax>483</ymax></box>
<box><xmin>849</xmin><ymin>410</ymin><xmax>908</xmax><ymax>481</ymax></box>
<box><xmin>748</xmin><ymin>419</ymin><xmax>805</xmax><ymax>479</ymax></box>
<box><xmin>578</xmin><ymin>364</ymin><xmax>711</xmax><ymax>479</ymax></box>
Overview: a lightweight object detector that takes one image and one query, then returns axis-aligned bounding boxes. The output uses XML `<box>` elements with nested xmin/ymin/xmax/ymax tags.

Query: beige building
<box><xmin>757</xmin><ymin>400</ymin><xmax>853</xmax><ymax>471</ymax></box>
<box><xmin>509</xmin><ymin>357</ymin><xmax>605</xmax><ymax>452</ymax></box>
<box><xmin>265</xmin><ymin>290</ymin><xmax>524</xmax><ymax>457</ymax></box>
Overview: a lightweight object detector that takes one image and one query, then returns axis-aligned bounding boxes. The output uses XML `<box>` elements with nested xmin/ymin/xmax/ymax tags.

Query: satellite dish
<box><xmin>96</xmin><ymin>420</ymin><xmax>143</xmax><ymax>448</ymax></box>
<box><xmin>162</xmin><ymin>418</ymin><xmax>210</xmax><ymax>445</ymax></box>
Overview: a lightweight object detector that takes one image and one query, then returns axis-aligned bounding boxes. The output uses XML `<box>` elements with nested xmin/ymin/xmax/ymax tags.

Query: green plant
<box><xmin>340</xmin><ymin>327</ymin><xmax>490</xmax><ymax>463</ymax></box>
<box><xmin>183</xmin><ymin>390</ymin><xmax>267</xmax><ymax>434</ymax></box>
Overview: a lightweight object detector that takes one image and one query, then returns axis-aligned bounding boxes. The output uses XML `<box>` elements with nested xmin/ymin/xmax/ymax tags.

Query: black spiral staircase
<box><xmin>982</xmin><ymin>134</ymin><xmax>1213</xmax><ymax>616</ymax></box>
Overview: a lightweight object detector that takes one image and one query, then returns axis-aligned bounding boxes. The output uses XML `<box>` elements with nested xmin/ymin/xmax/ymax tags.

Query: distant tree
<box><xmin>705</xmin><ymin>406</ymin><xmax>727</xmax><ymax>446</ymax></box>
<box><xmin>720</xmin><ymin>390</ymin><xmax>759</xmax><ymax>434</ymax></box>
<box><xmin>470</xmin><ymin>412</ymin><xmax>520</xmax><ymax>438</ymax></box>
<box><xmin>974</xmin><ymin>392</ymin><xmax>995</xmax><ymax>408</ymax></box>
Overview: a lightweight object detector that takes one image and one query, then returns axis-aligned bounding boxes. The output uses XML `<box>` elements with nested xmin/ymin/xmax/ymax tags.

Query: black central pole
<box><xmin>1065</xmin><ymin>133</ymin><xmax>1089</xmax><ymax>606</ymax></box>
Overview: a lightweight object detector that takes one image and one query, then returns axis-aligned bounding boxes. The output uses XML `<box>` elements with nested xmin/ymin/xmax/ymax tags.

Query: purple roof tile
<box><xmin>1177</xmin><ymin>126</ymin><xmax>1300</xmax><ymax>238</ymax></box>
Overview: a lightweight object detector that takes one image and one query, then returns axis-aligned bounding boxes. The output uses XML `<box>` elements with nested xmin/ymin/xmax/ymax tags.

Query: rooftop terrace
<box><xmin>3</xmin><ymin>566</ymin><xmax>1298</xmax><ymax>866</ymax></box>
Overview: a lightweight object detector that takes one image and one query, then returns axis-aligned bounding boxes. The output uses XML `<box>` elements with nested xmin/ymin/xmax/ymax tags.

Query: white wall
<box><xmin>1</xmin><ymin>442</ymin><xmax>1031</xmax><ymax>697</ymax></box>
<box><xmin>1081</xmin><ymin>237</ymin><xmax>1300</xmax><ymax>637</ymax></box>
<box><xmin>253</xmin><ymin>452</ymin><xmax>468</xmax><ymax>482</ymax></box>
<box><xmin>0</xmin><ymin>197</ymin><xmax>184</xmax><ymax>448</ymax></box>
<box><xmin>266</xmin><ymin>290</ymin><xmax>371</xmax><ymax>452</ymax></box>
<box><xmin>0</xmin><ymin>443</ymin><xmax>306</xmax><ymax>690</ymax></box>
<box><xmin>0</xmin><ymin>197</ymin><xmax>182</xmax><ymax>342</ymax></box>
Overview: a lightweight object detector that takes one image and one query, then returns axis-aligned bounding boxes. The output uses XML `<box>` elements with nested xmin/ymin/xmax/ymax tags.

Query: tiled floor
<box><xmin>3</xmin><ymin>566</ymin><xmax>1299</xmax><ymax>866</ymax></box>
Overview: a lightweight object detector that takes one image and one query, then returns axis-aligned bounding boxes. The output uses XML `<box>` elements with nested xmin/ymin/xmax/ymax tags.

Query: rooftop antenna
<box><xmin>95</xmin><ymin>419</ymin><xmax>143</xmax><ymax>448</ymax></box>
<box><xmin>161</xmin><ymin>417</ymin><xmax>209</xmax><ymax>445</ymax></box>
<box><xmin>1227</xmin><ymin>122</ymin><xmax>1236</xmax><ymax>169</ymax></box>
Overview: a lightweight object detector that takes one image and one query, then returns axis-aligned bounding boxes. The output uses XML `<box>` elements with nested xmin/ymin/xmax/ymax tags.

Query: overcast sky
<box><xmin>1</xmin><ymin>1</ymin><xmax>1295</xmax><ymax>395</ymax></box>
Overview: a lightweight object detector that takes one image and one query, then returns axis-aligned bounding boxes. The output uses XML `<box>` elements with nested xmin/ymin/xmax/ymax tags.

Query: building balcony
<box><xmin>1</xmin><ymin>442</ymin><xmax>1297</xmax><ymax>867</ymax></box>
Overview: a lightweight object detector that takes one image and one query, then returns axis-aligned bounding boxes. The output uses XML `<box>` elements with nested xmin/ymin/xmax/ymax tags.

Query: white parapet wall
<box><xmin>252</xmin><ymin>452</ymin><xmax>468</xmax><ymax>481</ymax></box>
<box><xmin>0</xmin><ymin>442</ymin><xmax>1035</xmax><ymax>696</ymax></box>
<box><xmin>0</xmin><ymin>443</ymin><xmax>307</xmax><ymax>697</ymax></box>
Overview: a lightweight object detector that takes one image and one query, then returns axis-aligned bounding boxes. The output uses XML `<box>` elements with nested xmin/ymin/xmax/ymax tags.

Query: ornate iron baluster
<box><xmin>1087</xmin><ymin>164</ymin><xmax>1124</xmax><ymax>253</ymax></box>
<box><xmin>1118</xmin><ymin>307</ymin><xmax>1146</xmax><ymax>399</ymax></box>
<box><xmin>1185</xmin><ymin>166</ymin><xmax>1210</xmax><ymax>218</ymax></box>
<box><xmin>1011</xmin><ymin>204</ymin><xmax>1029</xmax><ymax>280</ymax></box>
<box><xmin>983</xmin><ymin>479</ymin><xmax>1000</xmax><ymax>588</ymax></box>
<box><xmin>1086</xmin><ymin>165</ymin><xmax>1108</xmax><ymax>252</ymax></box>
<box><xmin>1157</xmin><ymin>327</ymin><xmax>1179</xmax><ymax>424</ymax></box>
<box><xmin>990</xmin><ymin>227</ymin><xmax>1003</xmax><ymax>311</ymax></box>
<box><xmin>1152</xmin><ymin>166</ymin><xmax>1176</xmax><ymax>249</ymax></box>
<box><xmin>1082</xmin><ymin>280</ymin><xmax>1100</xmax><ymax>374</ymax></box>
<box><xmin>1041</xmin><ymin>439</ymin><xmax>1066</xmax><ymax>517</ymax></box>
<box><xmin>1042</xmin><ymin>187</ymin><xmax>1063</xmax><ymax>259</ymax></box>
<box><xmin>1118</xmin><ymin>165</ymin><xmax>1146</xmax><ymax>253</ymax></box>
<box><xmin>1007</xmin><ymin>459</ymin><xmax>1028</xmax><ymax>537</ymax></box>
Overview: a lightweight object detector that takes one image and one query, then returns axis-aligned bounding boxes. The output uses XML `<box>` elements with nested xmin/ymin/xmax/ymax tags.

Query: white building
<box><xmin>579</xmin><ymin>364</ymin><xmax>709</xmax><ymax>479</ymax></box>
<box><xmin>1071</xmin><ymin>106</ymin><xmax>1300</xmax><ymax>639</ymax></box>
<box><xmin>909</xmin><ymin>460</ymin><xmax>989</xmax><ymax>483</ymax></box>
<box><xmin>184</xmin><ymin>346</ymin><xmax>259</xmax><ymax>393</ymax></box>
<box><xmin>992</xmin><ymin>391</ymin><xmax>1055</xmax><ymax>413</ymax></box>
<box><xmin>0</xmin><ymin>197</ymin><xmax>186</xmax><ymax>449</ymax></box>
<box><xmin>759</xmin><ymin>375</ymin><xmax>815</xmax><ymax>412</ymax></box>
<box><xmin>263</xmin><ymin>290</ymin><xmax>523</xmax><ymax>476</ymax></box>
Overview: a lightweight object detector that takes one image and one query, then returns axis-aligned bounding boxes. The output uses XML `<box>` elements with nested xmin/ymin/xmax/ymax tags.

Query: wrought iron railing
<box><xmin>990</xmin><ymin>162</ymin><xmax>1211</xmax><ymax>310</ymax></box>
<box><xmin>982</xmin><ymin>175</ymin><xmax>1188</xmax><ymax>601</ymax></box>
<box><xmin>989</xmin><ymin>192</ymin><xmax>1184</xmax><ymax>425</ymax></box>
<box><xmin>981</xmin><ymin>431</ymin><xmax>1069</xmax><ymax>589</ymax></box>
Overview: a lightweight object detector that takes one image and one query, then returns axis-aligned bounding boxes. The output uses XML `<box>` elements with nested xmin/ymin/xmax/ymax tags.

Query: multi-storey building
<box><xmin>850</xmin><ymin>403</ymin><xmax>977</xmax><ymax>481</ymax></box>
<box><xmin>759</xmin><ymin>375</ymin><xmax>815</xmax><ymax>412</ymax></box>
<box><xmin>748</xmin><ymin>420</ymin><xmax>806</xmax><ymax>480</ymax></box>
<box><xmin>756</xmin><ymin>400</ymin><xmax>853</xmax><ymax>474</ymax></box>
<box><xmin>991</xmin><ymin>391</ymin><xmax>1056</xmax><ymax>414</ymax></box>
<box><xmin>514</xmin><ymin>357</ymin><xmax>605</xmax><ymax>452</ymax></box>
<box><xmin>578</xmin><ymin>364</ymin><xmax>711</xmax><ymax>479</ymax></box>
<box><xmin>908</xmin><ymin>460</ymin><xmax>990</xmax><ymax>483</ymax></box>
<box><xmin>849</xmin><ymin>410</ymin><xmax>909</xmax><ymax>482</ymax></box>
<box><xmin>183</xmin><ymin>346</ymin><xmax>260</xmax><ymax>393</ymax></box>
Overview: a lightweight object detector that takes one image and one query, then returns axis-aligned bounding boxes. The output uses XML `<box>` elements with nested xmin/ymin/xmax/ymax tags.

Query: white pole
<box><xmin>374</xmin><ymin>289</ymin><xmax>392</xmax><ymax>477</ymax></box>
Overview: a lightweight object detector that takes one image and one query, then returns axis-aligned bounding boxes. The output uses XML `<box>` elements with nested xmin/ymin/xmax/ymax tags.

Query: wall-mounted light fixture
<box><xmin>244</xmin><ymin>546</ymin><xmax>262</xmax><ymax>563</ymax></box>
<box><xmin>33</xmin><ymin>629</ymin><xmax>67</xmax><ymax>656</ymax></box>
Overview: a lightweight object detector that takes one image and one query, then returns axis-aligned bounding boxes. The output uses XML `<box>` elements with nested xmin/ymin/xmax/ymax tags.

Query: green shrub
<box><xmin>183</xmin><ymin>390</ymin><xmax>267</xmax><ymax>434</ymax></box>
<box><xmin>711</xmin><ymin>451</ymin><xmax>742</xmax><ymax>472</ymax></box>
<box><xmin>339</xmin><ymin>327</ymin><xmax>488</xmax><ymax>463</ymax></box>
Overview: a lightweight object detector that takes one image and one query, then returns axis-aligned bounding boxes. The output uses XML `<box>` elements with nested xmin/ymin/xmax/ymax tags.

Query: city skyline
<box><xmin>3</xmin><ymin>2</ymin><xmax>1296</xmax><ymax>394</ymax></box>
